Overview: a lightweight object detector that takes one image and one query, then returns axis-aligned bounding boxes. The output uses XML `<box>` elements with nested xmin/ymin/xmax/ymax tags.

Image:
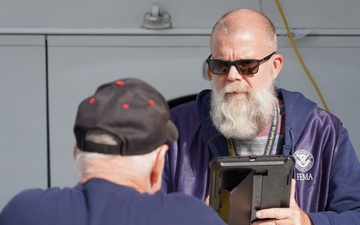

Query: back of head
<box><xmin>73</xmin><ymin>78</ymin><xmax>178</xmax><ymax>191</ymax></box>
<box><xmin>74</xmin><ymin>78</ymin><xmax>178</xmax><ymax>156</ymax></box>
<box><xmin>210</xmin><ymin>8</ymin><xmax>277</xmax><ymax>52</ymax></box>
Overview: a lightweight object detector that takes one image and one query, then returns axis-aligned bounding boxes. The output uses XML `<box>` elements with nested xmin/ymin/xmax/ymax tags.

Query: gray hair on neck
<box><xmin>75</xmin><ymin>129</ymin><xmax>119</xmax><ymax>178</ymax></box>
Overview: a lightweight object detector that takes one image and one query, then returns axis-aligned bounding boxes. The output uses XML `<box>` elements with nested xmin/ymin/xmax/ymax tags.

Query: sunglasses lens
<box><xmin>236</xmin><ymin>60</ymin><xmax>259</xmax><ymax>75</ymax></box>
<box><xmin>207</xmin><ymin>59</ymin><xmax>261</xmax><ymax>75</ymax></box>
<box><xmin>208</xmin><ymin>60</ymin><xmax>230</xmax><ymax>75</ymax></box>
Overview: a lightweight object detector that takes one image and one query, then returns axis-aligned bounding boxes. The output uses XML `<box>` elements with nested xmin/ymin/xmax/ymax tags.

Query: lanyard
<box><xmin>227</xmin><ymin>105</ymin><xmax>279</xmax><ymax>156</ymax></box>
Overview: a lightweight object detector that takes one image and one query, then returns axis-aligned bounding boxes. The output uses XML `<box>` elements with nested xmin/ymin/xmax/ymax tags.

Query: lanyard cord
<box><xmin>227</xmin><ymin>105</ymin><xmax>279</xmax><ymax>156</ymax></box>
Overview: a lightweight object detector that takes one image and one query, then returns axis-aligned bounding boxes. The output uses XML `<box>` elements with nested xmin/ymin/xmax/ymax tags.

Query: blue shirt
<box><xmin>0</xmin><ymin>178</ymin><xmax>226</xmax><ymax>225</ymax></box>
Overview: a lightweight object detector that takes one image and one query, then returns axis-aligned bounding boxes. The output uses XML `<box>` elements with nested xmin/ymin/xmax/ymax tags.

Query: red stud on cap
<box><xmin>122</xmin><ymin>103</ymin><xmax>130</xmax><ymax>109</ymax></box>
<box><xmin>89</xmin><ymin>97</ymin><xmax>95</xmax><ymax>104</ymax></box>
<box><xmin>116</xmin><ymin>80</ymin><xmax>125</xmax><ymax>86</ymax></box>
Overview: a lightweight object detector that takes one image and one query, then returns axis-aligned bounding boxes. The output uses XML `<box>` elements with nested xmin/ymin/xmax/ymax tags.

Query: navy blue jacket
<box><xmin>0</xmin><ymin>178</ymin><xmax>226</xmax><ymax>225</ymax></box>
<box><xmin>162</xmin><ymin>88</ymin><xmax>360</xmax><ymax>224</ymax></box>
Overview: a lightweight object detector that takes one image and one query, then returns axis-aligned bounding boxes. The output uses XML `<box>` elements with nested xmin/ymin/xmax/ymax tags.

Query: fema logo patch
<box><xmin>293</xmin><ymin>149</ymin><xmax>314</xmax><ymax>173</ymax></box>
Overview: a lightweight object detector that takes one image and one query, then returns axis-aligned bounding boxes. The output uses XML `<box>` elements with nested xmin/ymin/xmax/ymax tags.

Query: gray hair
<box><xmin>75</xmin><ymin>129</ymin><xmax>119</xmax><ymax>178</ymax></box>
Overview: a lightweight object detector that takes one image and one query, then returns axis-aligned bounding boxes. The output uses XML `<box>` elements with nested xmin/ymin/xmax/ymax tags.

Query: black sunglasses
<box><xmin>206</xmin><ymin>52</ymin><xmax>276</xmax><ymax>75</ymax></box>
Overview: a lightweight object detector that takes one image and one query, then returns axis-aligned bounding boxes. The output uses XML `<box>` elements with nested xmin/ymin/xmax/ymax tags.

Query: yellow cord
<box><xmin>274</xmin><ymin>0</ymin><xmax>330</xmax><ymax>112</ymax></box>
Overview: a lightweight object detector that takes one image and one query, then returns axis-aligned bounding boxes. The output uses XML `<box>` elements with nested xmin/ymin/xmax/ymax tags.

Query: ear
<box><xmin>149</xmin><ymin>144</ymin><xmax>169</xmax><ymax>194</ymax></box>
<box><xmin>271</xmin><ymin>53</ymin><xmax>284</xmax><ymax>80</ymax></box>
<box><xmin>73</xmin><ymin>144</ymin><xmax>78</xmax><ymax>160</ymax></box>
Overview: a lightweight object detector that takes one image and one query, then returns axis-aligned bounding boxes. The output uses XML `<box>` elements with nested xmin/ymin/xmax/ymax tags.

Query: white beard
<box><xmin>210</xmin><ymin>78</ymin><xmax>277</xmax><ymax>139</ymax></box>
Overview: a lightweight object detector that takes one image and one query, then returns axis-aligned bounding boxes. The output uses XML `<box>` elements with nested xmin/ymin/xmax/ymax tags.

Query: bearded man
<box><xmin>162</xmin><ymin>8</ymin><xmax>360</xmax><ymax>225</ymax></box>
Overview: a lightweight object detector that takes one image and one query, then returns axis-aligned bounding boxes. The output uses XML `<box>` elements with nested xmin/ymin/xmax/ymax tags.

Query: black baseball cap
<box><xmin>74</xmin><ymin>78</ymin><xmax>178</xmax><ymax>155</ymax></box>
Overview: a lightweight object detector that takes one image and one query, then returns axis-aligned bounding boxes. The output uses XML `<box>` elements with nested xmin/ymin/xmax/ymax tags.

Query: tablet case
<box><xmin>209</xmin><ymin>155</ymin><xmax>295</xmax><ymax>225</ymax></box>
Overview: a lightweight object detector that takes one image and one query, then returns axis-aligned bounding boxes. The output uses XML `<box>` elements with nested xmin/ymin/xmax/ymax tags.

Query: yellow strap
<box><xmin>227</xmin><ymin>138</ymin><xmax>236</xmax><ymax>156</ymax></box>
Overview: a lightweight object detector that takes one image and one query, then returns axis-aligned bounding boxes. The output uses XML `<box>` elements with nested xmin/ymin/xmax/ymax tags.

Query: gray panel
<box><xmin>48</xmin><ymin>35</ymin><xmax>360</xmax><ymax>189</ymax></box>
<box><xmin>47</xmin><ymin>35</ymin><xmax>212</xmax><ymax>187</ymax></box>
<box><xmin>262</xmin><ymin>1</ymin><xmax>360</xmax><ymax>29</ymax></box>
<box><xmin>1</xmin><ymin>0</ymin><xmax>359</xmax><ymax>29</ymax></box>
<box><xmin>0</xmin><ymin>35</ymin><xmax>47</xmax><ymax>210</ymax></box>
<box><xmin>277</xmin><ymin>36</ymin><xmax>360</xmax><ymax>159</ymax></box>
<box><xmin>0</xmin><ymin>0</ymin><xmax>259</xmax><ymax>28</ymax></box>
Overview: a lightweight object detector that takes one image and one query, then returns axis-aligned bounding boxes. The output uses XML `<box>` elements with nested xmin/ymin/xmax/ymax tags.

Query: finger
<box><xmin>289</xmin><ymin>178</ymin><xmax>297</xmax><ymax>207</ymax></box>
<box><xmin>204</xmin><ymin>195</ymin><xmax>209</xmax><ymax>205</ymax></box>
<box><xmin>256</xmin><ymin>208</ymin><xmax>286</xmax><ymax>220</ymax></box>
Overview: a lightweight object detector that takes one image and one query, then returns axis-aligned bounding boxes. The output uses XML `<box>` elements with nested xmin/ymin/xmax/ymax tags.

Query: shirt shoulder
<box><xmin>0</xmin><ymin>187</ymin><xmax>84</xmax><ymax>225</ymax></box>
<box><xmin>0</xmin><ymin>189</ymin><xmax>53</xmax><ymax>224</ymax></box>
<box><xmin>148</xmin><ymin>191</ymin><xmax>226</xmax><ymax>225</ymax></box>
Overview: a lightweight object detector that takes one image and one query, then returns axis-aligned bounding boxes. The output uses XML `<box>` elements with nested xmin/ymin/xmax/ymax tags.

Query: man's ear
<box><xmin>73</xmin><ymin>144</ymin><xmax>78</xmax><ymax>160</ymax></box>
<box><xmin>271</xmin><ymin>53</ymin><xmax>284</xmax><ymax>80</ymax></box>
<box><xmin>149</xmin><ymin>144</ymin><xmax>169</xmax><ymax>193</ymax></box>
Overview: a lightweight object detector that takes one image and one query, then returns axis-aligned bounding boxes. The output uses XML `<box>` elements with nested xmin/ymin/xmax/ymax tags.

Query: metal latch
<box><xmin>143</xmin><ymin>2</ymin><xmax>171</xmax><ymax>29</ymax></box>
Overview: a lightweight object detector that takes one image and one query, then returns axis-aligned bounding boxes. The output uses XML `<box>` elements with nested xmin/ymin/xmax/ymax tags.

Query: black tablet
<box><xmin>209</xmin><ymin>155</ymin><xmax>295</xmax><ymax>225</ymax></box>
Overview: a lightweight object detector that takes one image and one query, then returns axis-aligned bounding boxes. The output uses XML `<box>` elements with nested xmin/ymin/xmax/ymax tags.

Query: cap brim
<box><xmin>166</xmin><ymin>120</ymin><xmax>178</xmax><ymax>142</ymax></box>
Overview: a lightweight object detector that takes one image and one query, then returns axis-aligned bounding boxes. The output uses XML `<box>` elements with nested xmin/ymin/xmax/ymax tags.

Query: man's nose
<box><xmin>226</xmin><ymin>65</ymin><xmax>244</xmax><ymax>81</ymax></box>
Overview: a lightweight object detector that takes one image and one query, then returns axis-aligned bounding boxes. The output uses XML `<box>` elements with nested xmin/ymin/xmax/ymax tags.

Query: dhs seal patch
<box><xmin>294</xmin><ymin>149</ymin><xmax>314</xmax><ymax>173</ymax></box>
